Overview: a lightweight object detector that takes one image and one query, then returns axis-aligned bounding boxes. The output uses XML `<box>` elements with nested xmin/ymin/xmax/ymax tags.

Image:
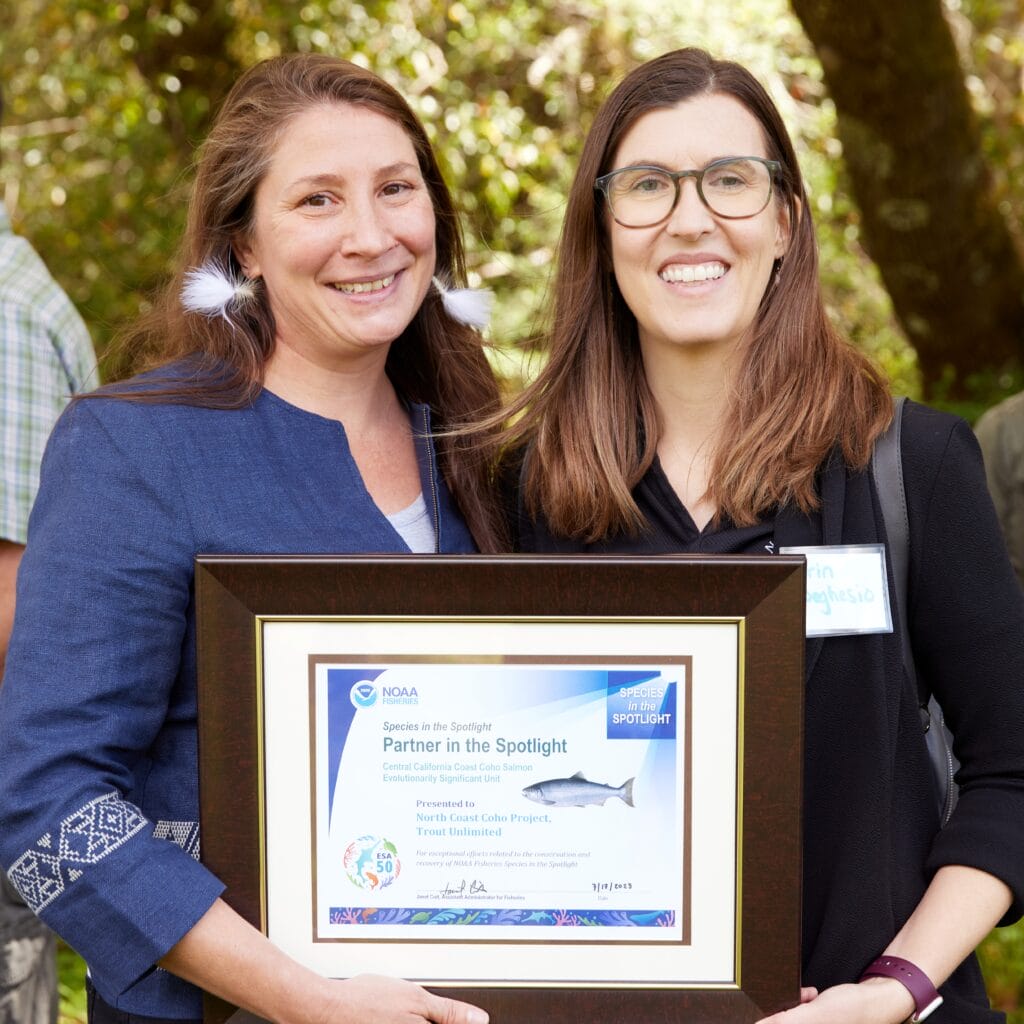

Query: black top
<box><xmin>520</xmin><ymin>401</ymin><xmax>1024</xmax><ymax>1023</ymax></box>
<box><xmin>522</xmin><ymin>452</ymin><xmax>777</xmax><ymax>555</ymax></box>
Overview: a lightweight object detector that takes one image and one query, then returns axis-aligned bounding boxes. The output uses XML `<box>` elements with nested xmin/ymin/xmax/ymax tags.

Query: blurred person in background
<box><xmin>0</xmin><ymin>82</ymin><xmax>96</xmax><ymax>1024</ymax></box>
<box><xmin>975</xmin><ymin>390</ymin><xmax>1024</xmax><ymax>589</ymax></box>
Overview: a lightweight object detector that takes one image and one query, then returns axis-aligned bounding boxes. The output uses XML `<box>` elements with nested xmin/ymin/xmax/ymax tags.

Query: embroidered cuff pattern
<box><xmin>7</xmin><ymin>792</ymin><xmax>148</xmax><ymax>914</ymax></box>
<box><xmin>153</xmin><ymin>820</ymin><xmax>201</xmax><ymax>860</ymax></box>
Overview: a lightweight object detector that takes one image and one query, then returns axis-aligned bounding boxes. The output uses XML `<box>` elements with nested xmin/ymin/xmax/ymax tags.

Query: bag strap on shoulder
<box><xmin>870</xmin><ymin>396</ymin><xmax>927</xmax><ymax>709</ymax></box>
<box><xmin>871</xmin><ymin>397</ymin><xmax>959</xmax><ymax>825</ymax></box>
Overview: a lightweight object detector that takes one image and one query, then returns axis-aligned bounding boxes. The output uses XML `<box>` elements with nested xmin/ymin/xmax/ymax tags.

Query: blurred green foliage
<box><xmin>0</xmin><ymin>0</ymin><xmax>916</xmax><ymax>392</ymax></box>
<box><xmin>2</xmin><ymin>0</ymin><xmax>1021</xmax><ymax>407</ymax></box>
<box><xmin>1</xmin><ymin>0</ymin><xmax>1021</xmax><ymax>407</ymax></box>
<box><xmin>57</xmin><ymin>940</ymin><xmax>86</xmax><ymax>1024</ymax></box>
<box><xmin>3</xmin><ymin>4</ymin><xmax>1022</xmax><ymax>1010</ymax></box>
<box><xmin>929</xmin><ymin>0</ymin><xmax>1024</xmax><ymax>419</ymax></box>
<box><xmin>980</xmin><ymin>925</ymin><xmax>1024</xmax><ymax>1023</ymax></box>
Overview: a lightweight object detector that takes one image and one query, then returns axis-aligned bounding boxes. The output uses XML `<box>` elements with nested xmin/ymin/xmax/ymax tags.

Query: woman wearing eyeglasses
<box><xmin>503</xmin><ymin>48</ymin><xmax>1024</xmax><ymax>1022</ymax></box>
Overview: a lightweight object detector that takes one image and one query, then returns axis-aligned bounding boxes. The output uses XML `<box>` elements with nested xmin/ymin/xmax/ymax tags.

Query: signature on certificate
<box><xmin>441</xmin><ymin>879</ymin><xmax>488</xmax><ymax>897</ymax></box>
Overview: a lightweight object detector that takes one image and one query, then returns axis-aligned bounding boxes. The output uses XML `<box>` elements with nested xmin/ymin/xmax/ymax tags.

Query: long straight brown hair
<box><xmin>507</xmin><ymin>48</ymin><xmax>891</xmax><ymax>541</ymax></box>
<box><xmin>96</xmin><ymin>54</ymin><xmax>506</xmax><ymax>551</ymax></box>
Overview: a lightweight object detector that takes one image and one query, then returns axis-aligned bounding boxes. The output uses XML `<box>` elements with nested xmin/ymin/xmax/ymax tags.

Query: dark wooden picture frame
<box><xmin>196</xmin><ymin>554</ymin><xmax>805</xmax><ymax>1024</ymax></box>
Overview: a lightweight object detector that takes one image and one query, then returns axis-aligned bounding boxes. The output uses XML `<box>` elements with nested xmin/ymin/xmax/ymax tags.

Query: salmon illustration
<box><xmin>522</xmin><ymin>771</ymin><xmax>635</xmax><ymax>808</ymax></box>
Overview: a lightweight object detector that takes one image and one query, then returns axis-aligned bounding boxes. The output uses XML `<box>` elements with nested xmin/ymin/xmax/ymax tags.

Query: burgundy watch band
<box><xmin>860</xmin><ymin>955</ymin><xmax>943</xmax><ymax>1022</ymax></box>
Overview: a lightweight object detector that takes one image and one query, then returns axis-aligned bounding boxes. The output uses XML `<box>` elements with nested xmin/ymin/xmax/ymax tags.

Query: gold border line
<box><xmin>255</xmin><ymin>614</ymin><xmax>742</xmax><ymax>625</ymax></box>
<box><xmin>255</xmin><ymin>615</ymin><xmax>268</xmax><ymax>934</ymax></box>
<box><xmin>734</xmin><ymin>616</ymin><xmax>746</xmax><ymax>986</ymax></box>
<box><xmin>419</xmin><ymin>980</ymin><xmax>743</xmax><ymax>991</ymax></box>
<box><xmin>257</xmin><ymin>614</ymin><xmax>744</xmax><ymax>982</ymax></box>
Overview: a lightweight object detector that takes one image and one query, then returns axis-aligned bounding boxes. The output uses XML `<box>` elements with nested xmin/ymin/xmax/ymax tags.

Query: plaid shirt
<box><xmin>0</xmin><ymin>202</ymin><xmax>96</xmax><ymax>543</ymax></box>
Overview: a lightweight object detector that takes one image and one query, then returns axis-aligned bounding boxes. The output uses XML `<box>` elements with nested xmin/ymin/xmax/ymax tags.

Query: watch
<box><xmin>860</xmin><ymin>955</ymin><xmax>943</xmax><ymax>1022</ymax></box>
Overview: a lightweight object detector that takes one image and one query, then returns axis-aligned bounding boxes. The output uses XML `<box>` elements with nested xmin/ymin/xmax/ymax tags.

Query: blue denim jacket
<box><xmin>0</xmin><ymin>378</ymin><xmax>474</xmax><ymax>1017</ymax></box>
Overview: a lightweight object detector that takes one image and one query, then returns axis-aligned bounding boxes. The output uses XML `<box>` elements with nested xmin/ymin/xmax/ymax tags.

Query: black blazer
<box><xmin>521</xmin><ymin>401</ymin><xmax>1024</xmax><ymax>1022</ymax></box>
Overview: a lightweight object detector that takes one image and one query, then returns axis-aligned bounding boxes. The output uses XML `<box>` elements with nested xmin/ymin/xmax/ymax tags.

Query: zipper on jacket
<box><xmin>939</xmin><ymin>711</ymin><xmax>956</xmax><ymax>827</ymax></box>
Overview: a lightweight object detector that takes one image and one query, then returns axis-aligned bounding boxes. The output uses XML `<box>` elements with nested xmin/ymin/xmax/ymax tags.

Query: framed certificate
<box><xmin>196</xmin><ymin>555</ymin><xmax>805</xmax><ymax>1023</ymax></box>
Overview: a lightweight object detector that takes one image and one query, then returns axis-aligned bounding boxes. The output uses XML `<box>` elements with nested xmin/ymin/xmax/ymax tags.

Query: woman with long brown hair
<box><xmin>0</xmin><ymin>54</ymin><xmax>497</xmax><ymax>1024</ymax></box>
<box><xmin>510</xmin><ymin>48</ymin><xmax>1024</xmax><ymax>1023</ymax></box>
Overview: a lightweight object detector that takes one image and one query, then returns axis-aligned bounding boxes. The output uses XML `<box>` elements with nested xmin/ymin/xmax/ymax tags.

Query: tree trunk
<box><xmin>790</xmin><ymin>0</ymin><xmax>1024</xmax><ymax>397</ymax></box>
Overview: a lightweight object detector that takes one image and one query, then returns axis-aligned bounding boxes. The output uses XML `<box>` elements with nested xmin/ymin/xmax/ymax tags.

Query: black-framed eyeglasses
<box><xmin>594</xmin><ymin>156</ymin><xmax>782</xmax><ymax>227</ymax></box>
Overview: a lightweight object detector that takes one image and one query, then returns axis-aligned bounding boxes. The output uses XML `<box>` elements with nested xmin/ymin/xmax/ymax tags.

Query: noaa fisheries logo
<box><xmin>381</xmin><ymin>684</ymin><xmax>419</xmax><ymax>705</ymax></box>
<box><xmin>343</xmin><ymin>835</ymin><xmax>400</xmax><ymax>891</ymax></box>
<box><xmin>350</xmin><ymin>681</ymin><xmax>378</xmax><ymax>709</ymax></box>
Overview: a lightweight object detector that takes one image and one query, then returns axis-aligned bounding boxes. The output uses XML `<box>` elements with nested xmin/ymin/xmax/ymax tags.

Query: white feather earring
<box><xmin>432</xmin><ymin>275</ymin><xmax>494</xmax><ymax>329</ymax></box>
<box><xmin>181</xmin><ymin>261</ymin><xmax>256</xmax><ymax>324</ymax></box>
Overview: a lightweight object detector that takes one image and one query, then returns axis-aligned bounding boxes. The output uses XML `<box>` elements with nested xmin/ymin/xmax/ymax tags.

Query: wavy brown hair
<box><xmin>97</xmin><ymin>53</ymin><xmax>505</xmax><ymax>550</ymax></box>
<box><xmin>506</xmin><ymin>48</ymin><xmax>891</xmax><ymax>541</ymax></box>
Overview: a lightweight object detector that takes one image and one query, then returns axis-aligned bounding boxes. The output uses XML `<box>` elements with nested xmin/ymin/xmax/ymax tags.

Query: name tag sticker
<box><xmin>778</xmin><ymin>544</ymin><xmax>893</xmax><ymax>638</ymax></box>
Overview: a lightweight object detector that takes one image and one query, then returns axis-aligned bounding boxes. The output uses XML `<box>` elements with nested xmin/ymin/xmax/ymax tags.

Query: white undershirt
<box><xmin>385</xmin><ymin>492</ymin><xmax>436</xmax><ymax>553</ymax></box>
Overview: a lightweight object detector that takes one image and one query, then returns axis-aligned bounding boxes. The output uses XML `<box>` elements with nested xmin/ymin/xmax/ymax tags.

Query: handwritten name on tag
<box><xmin>778</xmin><ymin>544</ymin><xmax>893</xmax><ymax>638</ymax></box>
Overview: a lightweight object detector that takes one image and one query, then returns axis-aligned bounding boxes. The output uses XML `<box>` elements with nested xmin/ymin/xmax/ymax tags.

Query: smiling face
<box><xmin>237</xmin><ymin>102</ymin><xmax>436</xmax><ymax>372</ymax></box>
<box><xmin>606</xmin><ymin>93</ymin><xmax>790</xmax><ymax>362</ymax></box>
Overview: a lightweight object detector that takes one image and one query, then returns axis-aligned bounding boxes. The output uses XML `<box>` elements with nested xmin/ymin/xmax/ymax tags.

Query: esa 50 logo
<box><xmin>343</xmin><ymin>835</ymin><xmax>400</xmax><ymax>891</ymax></box>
